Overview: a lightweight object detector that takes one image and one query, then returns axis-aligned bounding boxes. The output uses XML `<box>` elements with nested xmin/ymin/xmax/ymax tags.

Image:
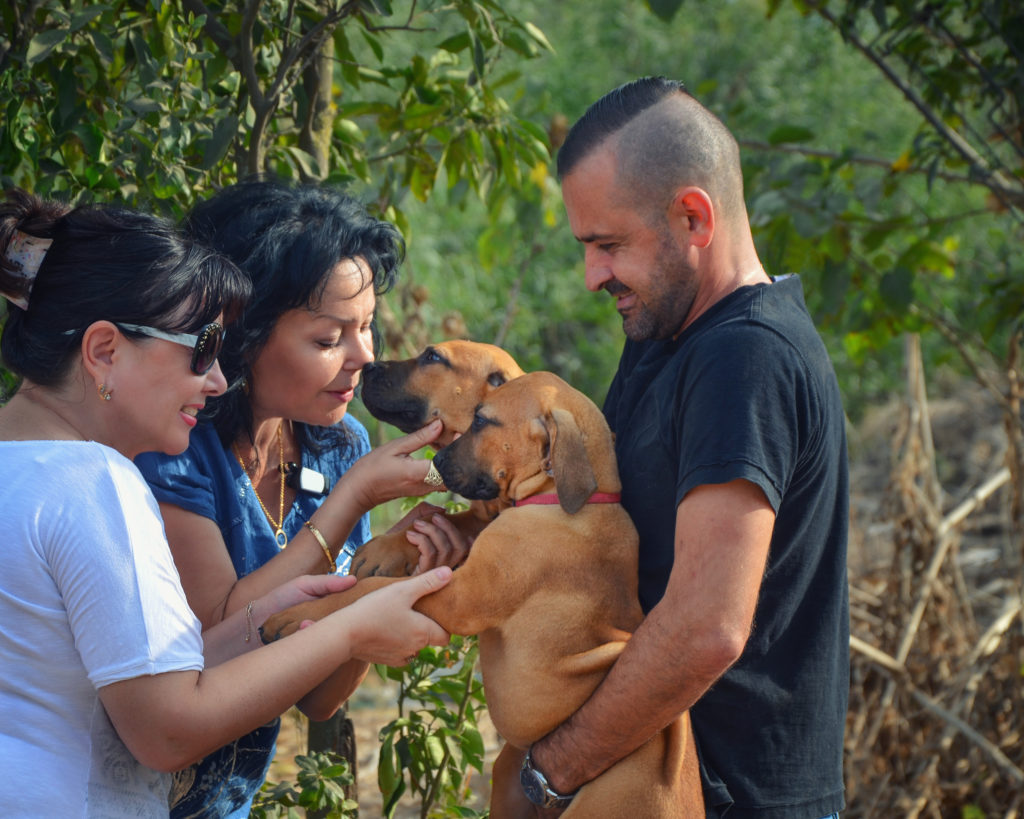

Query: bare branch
<box><xmin>806</xmin><ymin>2</ymin><xmax>1024</xmax><ymax>210</ymax></box>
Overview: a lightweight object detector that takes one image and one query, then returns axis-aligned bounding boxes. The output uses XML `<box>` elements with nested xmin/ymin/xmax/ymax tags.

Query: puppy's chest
<box><xmin>476</xmin><ymin>506</ymin><xmax>639</xmax><ymax>599</ymax></box>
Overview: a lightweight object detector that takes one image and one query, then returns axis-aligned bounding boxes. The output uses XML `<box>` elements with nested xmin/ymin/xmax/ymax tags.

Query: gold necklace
<box><xmin>233</xmin><ymin>423</ymin><xmax>287</xmax><ymax>547</ymax></box>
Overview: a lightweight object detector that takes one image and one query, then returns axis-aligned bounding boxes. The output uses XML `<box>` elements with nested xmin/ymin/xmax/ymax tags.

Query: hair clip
<box><xmin>1</xmin><ymin>229</ymin><xmax>54</xmax><ymax>310</ymax></box>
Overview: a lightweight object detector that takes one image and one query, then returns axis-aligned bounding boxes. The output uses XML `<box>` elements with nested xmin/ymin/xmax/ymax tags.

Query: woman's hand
<box><xmin>339</xmin><ymin>567</ymin><xmax>453</xmax><ymax>666</ymax></box>
<box><xmin>339</xmin><ymin>419</ymin><xmax>445</xmax><ymax>511</ymax></box>
<box><xmin>385</xmin><ymin>501</ymin><xmax>447</xmax><ymax>534</ymax></box>
<box><xmin>260</xmin><ymin>573</ymin><xmax>357</xmax><ymax>615</ymax></box>
<box><xmin>383</xmin><ymin>501</ymin><xmax>473</xmax><ymax>573</ymax></box>
<box><xmin>406</xmin><ymin>513</ymin><xmax>474</xmax><ymax>575</ymax></box>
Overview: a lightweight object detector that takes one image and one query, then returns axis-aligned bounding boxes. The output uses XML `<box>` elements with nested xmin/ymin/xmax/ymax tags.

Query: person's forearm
<box><xmin>532</xmin><ymin>597</ymin><xmax>729</xmax><ymax>794</ymax></box>
<box><xmin>104</xmin><ymin>608</ymin><xmax>365</xmax><ymax>772</ymax></box>
<box><xmin>200</xmin><ymin>596</ymin><xmax>265</xmax><ymax>667</ymax></box>
<box><xmin>220</xmin><ymin>490</ymin><xmax>368</xmax><ymax>619</ymax></box>
<box><xmin>535</xmin><ymin>481</ymin><xmax>772</xmax><ymax>796</ymax></box>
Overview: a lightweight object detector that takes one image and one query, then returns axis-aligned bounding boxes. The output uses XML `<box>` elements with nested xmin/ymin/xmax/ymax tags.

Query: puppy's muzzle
<box><xmin>433</xmin><ymin>445</ymin><xmax>499</xmax><ymax>501</ymax></box>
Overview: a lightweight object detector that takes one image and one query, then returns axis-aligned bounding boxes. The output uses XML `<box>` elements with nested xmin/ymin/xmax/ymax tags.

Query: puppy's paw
<box><xmin>350</xmin><ymin>537</ymin><xmax>420</xmax><ymax>579</ymax></box>
<box><xmin>259</xmin><ymin>611</ymin><xmax>302</xmax><ymax>643</ymax></box>
<box><xmin>259</xmin><ymin>597</ymin><xmax>345</xmax><ymax>643</ymax></box>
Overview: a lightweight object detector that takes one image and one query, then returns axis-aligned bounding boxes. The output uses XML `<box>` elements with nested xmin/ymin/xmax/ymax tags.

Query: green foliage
<box><xmin>1</xmin><ymin>1</ymin><xmax>223</xmax><ymax>205</ymax></box>
<box><xmin>765</xmin><ymin>0</ymin><xmax>1024</xmax><ymax>419</ymax></box>
<box><xmin>0</xmin><ymin>0</ymin><xmax>552</xmax><ymax>216</ymax></box>
<box><xmin>375</xmin><ymin>636</ymin><xmax>489</xmax><ymax>819</ymax></box>
<box><xmin>252</xmin><ymin>750</ymin><xmax>358</xmax><ymax>819</ymax></box>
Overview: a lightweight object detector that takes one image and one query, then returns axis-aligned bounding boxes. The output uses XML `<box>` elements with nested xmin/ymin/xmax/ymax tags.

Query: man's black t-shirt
<box><xmin>603</xmin><ymin>275</ymin><xmax>849</xmax><ymax>818</ymax></box>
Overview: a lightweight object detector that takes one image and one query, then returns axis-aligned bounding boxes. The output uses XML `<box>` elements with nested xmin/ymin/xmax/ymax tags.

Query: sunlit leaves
<box><xmin>2</xmin><ymin>0</ymin><xmax>553</xmax><ymax>219</ymax></box>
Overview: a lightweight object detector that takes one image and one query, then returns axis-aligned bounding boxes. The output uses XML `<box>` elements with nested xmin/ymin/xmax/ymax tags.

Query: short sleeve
<box><xmin>673</xmin><ymin>324</ymin><xmax>810</xmax><ymax>513</ymax></box>
<box><xmin>46</xmin><ymin>447</ymin><xmax>203</xmax><ymax>688</ymax></box>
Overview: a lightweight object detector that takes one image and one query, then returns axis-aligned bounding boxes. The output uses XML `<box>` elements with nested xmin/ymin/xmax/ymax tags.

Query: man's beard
<box><xmin>613</xmin><ymin>245</ymin><xmax>697</xmax><ymax>342</ymax></box>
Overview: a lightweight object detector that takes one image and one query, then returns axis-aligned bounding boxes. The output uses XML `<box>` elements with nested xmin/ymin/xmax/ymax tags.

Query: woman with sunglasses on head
<box><xmin>0</xmin><ymin>187</ymin><xmax>454</xmax><ymax>819</ymax></box>
<box><xmin>134</xmin><ymin>178</ymin><xmax>471</xmax><ymax>817</ymax></box>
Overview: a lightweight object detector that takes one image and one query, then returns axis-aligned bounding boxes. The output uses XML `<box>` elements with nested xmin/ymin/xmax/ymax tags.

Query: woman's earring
<box><xmin>98</xmin><ymin>383</ymin><xmax>113</xmax><ymax>402</ymax></box>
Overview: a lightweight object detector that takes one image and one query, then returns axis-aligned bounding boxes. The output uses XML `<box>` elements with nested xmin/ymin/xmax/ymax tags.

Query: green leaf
<box><xmin>522</xmin><ymin>21</ymin><xmax>554</xmax><ymax>53</ymax></box>
<box><xmin>126</xmin><ymin>97</ymin><xmax>162</xmax><ymax>114</ymax></box>
<box><xmin>200</xmin><ymin>113</ymin><xmax>238</xmax><ymax>170</ymax></box>
<box><xmin>645</xmin><ymin>0</ymin><xmax>685</xmax><ymax>23</ymax></box>
<box><xmin>439</xmin><ymin>32</ymin><xmax>471</xmax><ymax>54</ymax></box>
<box><xmin>70</xmin><ymin>6</ymin><xmax>107</xmax><ymax>33</ymax></box>
<box><xmin>27</xmin><ymin>29</ymin><xmax>69</xmax><ymax>65</ymax></box>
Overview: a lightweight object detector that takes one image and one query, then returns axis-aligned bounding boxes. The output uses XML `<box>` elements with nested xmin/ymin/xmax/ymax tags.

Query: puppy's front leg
<box><xmin>260</xmin><ymin>576</ymin><xmax>399</xmax><ymax>642</ymax></box>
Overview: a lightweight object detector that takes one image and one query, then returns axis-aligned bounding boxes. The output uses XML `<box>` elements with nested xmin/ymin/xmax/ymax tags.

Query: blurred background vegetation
<box><xmin>3</xmin><ymin>1</ymin><xmax>1023</xmax><ymax>815</ymax></box>
<box><xmin>4</xmin><ymin>0</ymin><xmax>1021</xmax><ymax>422</ymax></box>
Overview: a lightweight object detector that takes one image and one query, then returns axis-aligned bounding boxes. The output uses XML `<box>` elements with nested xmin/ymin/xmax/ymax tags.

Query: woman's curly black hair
<box><xmin>183</xmin><ymin>178</ymin><xmax>405</xmax><ymax>454</ymax></box>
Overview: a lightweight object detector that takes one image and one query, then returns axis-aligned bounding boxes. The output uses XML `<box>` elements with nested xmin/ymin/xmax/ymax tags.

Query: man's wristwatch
<box><xmin>520</xmin><ymin>747</ymin><xmax>577</xmax><ymax>809</ymax></box>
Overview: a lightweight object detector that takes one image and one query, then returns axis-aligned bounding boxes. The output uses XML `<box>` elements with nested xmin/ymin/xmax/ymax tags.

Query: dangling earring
<box><xmin>98</xmin><ymin>383</ymin><xmax>113</xmax><ymax>402</ymax></box>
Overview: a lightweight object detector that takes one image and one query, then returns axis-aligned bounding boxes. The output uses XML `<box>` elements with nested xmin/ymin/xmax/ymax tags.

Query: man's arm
<box><xmin>530</xmin><ymin>478</ymin><xmax>775</xmax><ymax>801</ymax></box>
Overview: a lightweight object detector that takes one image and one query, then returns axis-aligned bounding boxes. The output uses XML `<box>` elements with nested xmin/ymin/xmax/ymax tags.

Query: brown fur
<box><xmin>351</xmin><ymin>340</ymin><xmax>525</xmax><ymax>578</ymax></box>
<box><xmin>263</xmin><ymin>371</ymin><xmax>704</xmax><ymax>817</ymax></box>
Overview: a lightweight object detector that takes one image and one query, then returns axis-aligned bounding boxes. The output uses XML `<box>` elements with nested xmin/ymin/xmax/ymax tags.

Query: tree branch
<box><xmin>806</xmin><ymin>2</ymin><xmax>1024</xmax><ymax>209</ymax></box>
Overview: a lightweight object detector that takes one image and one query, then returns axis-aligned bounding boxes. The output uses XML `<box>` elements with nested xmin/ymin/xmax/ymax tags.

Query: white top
<box><xmin>0</xmin><ymin>440</ymin><xmax>204</xmax><ymax>817</ymax></box>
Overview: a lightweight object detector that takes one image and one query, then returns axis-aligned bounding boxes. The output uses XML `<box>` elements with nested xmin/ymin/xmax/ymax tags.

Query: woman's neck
<box><xmin>0</xmin><ymin>386</ymin><xmax>93</xmax><ymax>444</ymax></box>
<box><xmin>234</xmin><ymin>417</ymin><xmax>295</xmax><ymax>479</ymax></box>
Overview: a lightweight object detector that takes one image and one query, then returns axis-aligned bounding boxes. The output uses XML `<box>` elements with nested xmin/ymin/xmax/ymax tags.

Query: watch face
<box><xmin>520</xmin><ymin>766</ymin><xmax>547</xmax><ymax>805</ymax></box>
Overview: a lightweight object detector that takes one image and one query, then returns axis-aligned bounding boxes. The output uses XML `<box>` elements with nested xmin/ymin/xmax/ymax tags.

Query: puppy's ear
<box><xmin>547</xmin><ymin>408</ymin><xmax>597</xmax><ymax>514</ymax></box>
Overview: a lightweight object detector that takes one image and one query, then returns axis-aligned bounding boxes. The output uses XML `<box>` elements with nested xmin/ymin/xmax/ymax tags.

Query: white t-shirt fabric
<box><xmin>0</xmin><ymin>440</ymin><xmax>205</xmax><ymax>818</ymax></box>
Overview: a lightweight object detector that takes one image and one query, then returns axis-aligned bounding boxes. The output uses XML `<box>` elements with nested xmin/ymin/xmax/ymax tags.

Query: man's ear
<box><xmin>670</xmin><ymin>186</ymin><xmax>714</xmax><ymax>249</ymax></box>
<box><xmin>80</xmin><ymin>321</ymin><xmax>121</xmax><ymax>385</ymax></box>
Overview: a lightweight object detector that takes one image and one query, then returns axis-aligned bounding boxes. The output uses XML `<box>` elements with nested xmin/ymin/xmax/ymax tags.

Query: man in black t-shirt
<box><xmin>522</xmin><ymin>78</ymin><xmax>849</xmax><ymax>819</ymax></box>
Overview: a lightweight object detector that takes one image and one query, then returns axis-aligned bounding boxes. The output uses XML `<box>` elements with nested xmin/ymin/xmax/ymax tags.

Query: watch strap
<box><xmin>520</xmin><ymin>747</ymin><xmax>577</xmax><ymax>809</ymax></box>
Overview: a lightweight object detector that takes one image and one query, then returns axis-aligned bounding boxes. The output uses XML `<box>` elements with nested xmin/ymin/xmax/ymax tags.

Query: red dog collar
<box><xmin>514</xmin><ymin>492</ymin><xmax>621</xmax><ymax>507</ymax></box>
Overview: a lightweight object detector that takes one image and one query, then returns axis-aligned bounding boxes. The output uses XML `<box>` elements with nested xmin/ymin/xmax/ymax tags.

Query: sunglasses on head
<box><xmin>117</xmin><ymin>322</ymin><xmax>224</xmax><ymax>375</ymax></box>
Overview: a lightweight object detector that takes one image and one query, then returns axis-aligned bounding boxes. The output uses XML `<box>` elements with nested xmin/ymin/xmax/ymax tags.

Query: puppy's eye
<box><xmin>419</xmin><ymin>348</ymin><xmax>443</xmax><ymax>365</ymax></box>
<box><xmin>471</xmin><ymin>412</ymin><xmax>488</xmax><ymax>432</ymax></box>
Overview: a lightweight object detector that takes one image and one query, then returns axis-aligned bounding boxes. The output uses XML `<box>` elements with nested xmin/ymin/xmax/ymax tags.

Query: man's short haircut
<box><xmin>556</xmin><ymin>77</ymin><xmax>746</xmax><ymax>224</ymax></box>
<box><xmin>555</xmin><ymin>77</ymin><xmax>687</xmax><ymax>181</ymax></box>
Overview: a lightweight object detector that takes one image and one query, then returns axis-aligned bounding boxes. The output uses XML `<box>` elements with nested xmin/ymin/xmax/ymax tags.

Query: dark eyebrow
<box><xmin>575</xmin><ymin>231</ymin><xmax>616</xmax><ymax>245</ymax></box>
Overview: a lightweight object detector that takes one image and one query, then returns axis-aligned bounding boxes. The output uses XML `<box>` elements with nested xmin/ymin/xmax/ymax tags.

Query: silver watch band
<box><xmin>520</xmin><ymin>747</ymin><xmax>577</xmax><ymax>808</ymax></box>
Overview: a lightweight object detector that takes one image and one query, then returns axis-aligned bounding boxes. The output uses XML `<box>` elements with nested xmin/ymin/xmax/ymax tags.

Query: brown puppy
<box><xmin>263</xmin><ymin>372</ymin><xmax>704</xmax><ymax>817</ymax></box>
<box><xmin>352</xmin><ymin>340</ymin><xmax>525</xmax><ymax>577</ymax></box>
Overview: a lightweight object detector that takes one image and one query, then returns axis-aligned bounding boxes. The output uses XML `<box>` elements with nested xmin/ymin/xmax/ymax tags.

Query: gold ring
<box><xmin>423</xmin><ymin>461</ymin><xmax>445</xmax><ymax>488</ymax></box>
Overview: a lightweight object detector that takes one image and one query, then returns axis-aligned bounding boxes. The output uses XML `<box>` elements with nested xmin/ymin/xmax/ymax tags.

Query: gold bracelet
<box><xmin>305</xmin><ymin>520</ymin><xmax>335</xmax><ymax>573</ymax></box>
<box><xmin>244</xmin><ymin>600</ymin><xmax>256</xmax><ymax>643</ymax></box>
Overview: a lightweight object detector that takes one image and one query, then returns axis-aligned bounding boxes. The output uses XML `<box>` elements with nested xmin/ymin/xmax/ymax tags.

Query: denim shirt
<box><xmin>136</xmin><ymin>415</ymin><xmax>372</xmax><ymax>818</ymax></box>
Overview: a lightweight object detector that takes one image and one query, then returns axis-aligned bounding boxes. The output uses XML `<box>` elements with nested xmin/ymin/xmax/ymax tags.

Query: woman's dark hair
<box><xmin>183</xmin><ymin>178</ymin><xmax>405</xmax><ymax>452</ymax></box>
<box><xmin>0</xmin><ymin>188</ymin><xmax>250</xmax><ymax>392</ymax></box>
